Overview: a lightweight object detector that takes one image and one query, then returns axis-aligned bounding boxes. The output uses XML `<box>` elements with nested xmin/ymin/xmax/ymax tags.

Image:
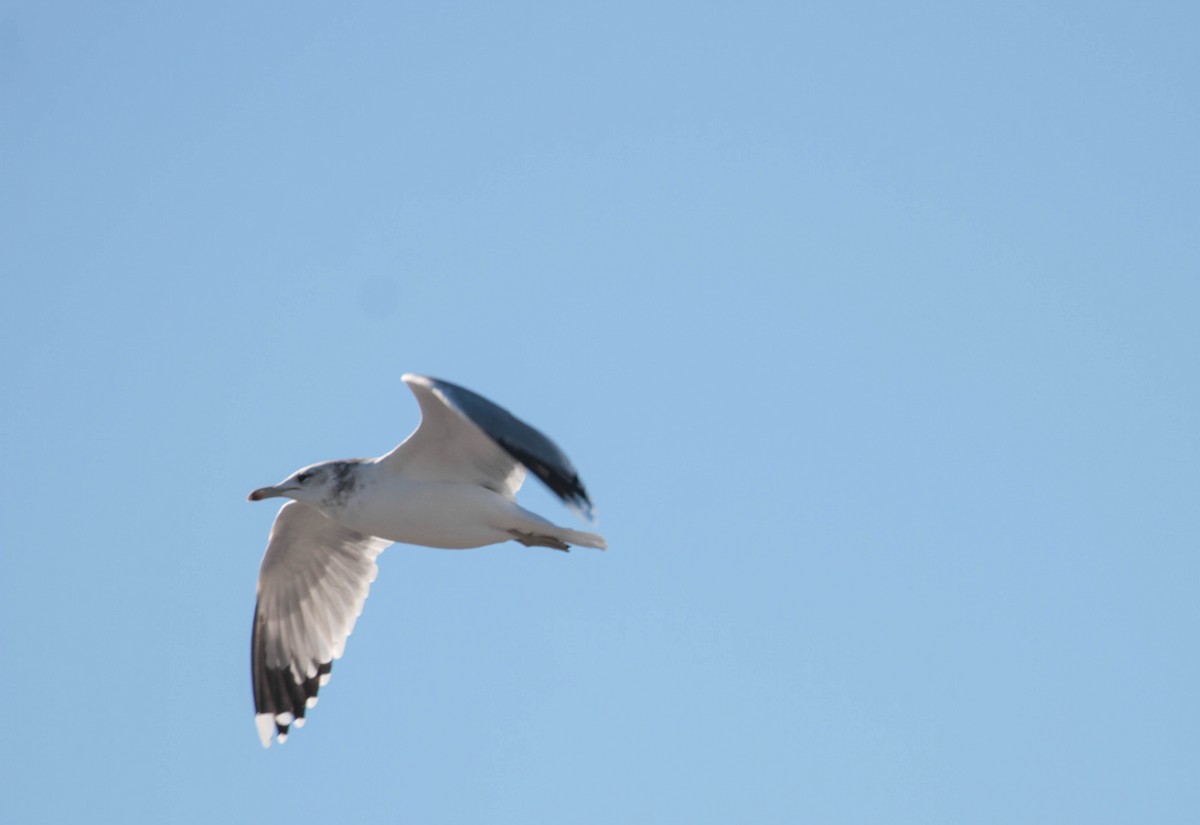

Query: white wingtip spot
<box><xmin>278</xmin><ymin>731</ymin><xmax>288</xmax><ymax>744</ymax></box>
<box><xmin>275</xmin><ymin>711</ymin><xmax>295</xmax><ymax>726</ymax></box>
<box><xmin>319</xmin><ymin>673</ymin><xmax>332</xmax><ymax>686</ymax></box>
<box><xmin>306</xmin><ymin>696</ymin><xmax>319</xmax><ymax>708</ymax></box>
<box><xmin>255</xmin><ymin>714</ymin><xmax>275</xmax><ymax>748</ymax></box>
<box><xmin>294</xmin><ymin>717</ymin><xmax>305</xmax><ymax>728</ymax></box>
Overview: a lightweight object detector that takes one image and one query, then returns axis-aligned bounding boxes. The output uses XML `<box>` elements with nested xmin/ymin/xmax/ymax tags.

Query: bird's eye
<box><xmin>296</xmin><ymin>472</ymin><xmax>312</xmax><ymax>484</ymax></box>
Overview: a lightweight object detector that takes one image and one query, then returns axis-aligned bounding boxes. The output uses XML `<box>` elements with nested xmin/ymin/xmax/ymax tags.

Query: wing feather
<box><xmin>251</xmin><ymin>501</ymin><xmax>391</xmax><ymax>747</ymax></box>
<box><xmin>381</xmin><ymin>374</ymin><xmax>595</xmax><ymax>519</ymax></box>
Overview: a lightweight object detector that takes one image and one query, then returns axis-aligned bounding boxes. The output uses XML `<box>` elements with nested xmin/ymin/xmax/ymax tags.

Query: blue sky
<box><xmin>1</xmin><ymin>2</ymin><xmax>1197</xmax><ymax>822</ymax></box>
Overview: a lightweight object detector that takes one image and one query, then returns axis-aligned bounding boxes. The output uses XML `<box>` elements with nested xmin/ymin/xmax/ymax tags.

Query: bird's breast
<box><xmin>328</xmin><ymin>477</ymin><xmax>513</xmax><ymax>549</ymax></box>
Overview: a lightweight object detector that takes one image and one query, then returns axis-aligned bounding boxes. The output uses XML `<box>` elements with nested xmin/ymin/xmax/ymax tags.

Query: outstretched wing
<box><xmin>380</xmin><ymin>374</ymin><xmax>595</xmax><ymax>519</ymax></box>
<box><xmin>251</xmin><ymin>501</ymin><xmax>391</xmax><ymax>747</ymax></box>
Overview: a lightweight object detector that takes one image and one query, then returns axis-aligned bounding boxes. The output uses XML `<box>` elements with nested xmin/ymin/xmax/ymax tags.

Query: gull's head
<box><xmin>248</xmin><ymin>462</ymin><xmax>338</xmax><ymax>505</ymax></box>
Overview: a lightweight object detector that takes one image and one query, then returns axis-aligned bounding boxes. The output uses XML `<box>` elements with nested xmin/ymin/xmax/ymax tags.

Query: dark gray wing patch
<box><xmin>426</xmin><ymin>376</ymin><xmax>595</xmax><ymax>519</ymax></box>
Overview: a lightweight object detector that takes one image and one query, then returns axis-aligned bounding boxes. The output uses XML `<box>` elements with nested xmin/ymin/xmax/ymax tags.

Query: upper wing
<box><xmin>380</xmin><ymin>374</ymin><xmax>595</xmax><ymax>518</ymax></box>
<box><xmin>251</xmin><ymin>501</ymin><xmax>392</xmax><ymax>747</ymax></box>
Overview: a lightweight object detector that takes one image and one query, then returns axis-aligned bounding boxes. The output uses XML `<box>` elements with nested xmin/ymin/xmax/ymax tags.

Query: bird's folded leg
<box><xmin>507</xmin><ymin>530</ymin><xmax>571</xmax><ymax>552</ymax></box>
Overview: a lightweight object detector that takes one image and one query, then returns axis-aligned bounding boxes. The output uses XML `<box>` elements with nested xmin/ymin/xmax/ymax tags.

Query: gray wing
<box><xmin>381</xmin><ymin>373</ymin><xmax>595</xmax><ymax>519</ymax></box>
<box><xmin>251</xmin><ymin>501</ymin><xmax>392</xmax><ymax>747</ymax></box>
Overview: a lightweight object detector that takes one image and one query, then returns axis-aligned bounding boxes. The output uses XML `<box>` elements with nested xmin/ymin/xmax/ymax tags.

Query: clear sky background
<box><xmin>1</xmin><ymin>2</ymin><xmax>1197</xmax><ymax>823</ymax></box>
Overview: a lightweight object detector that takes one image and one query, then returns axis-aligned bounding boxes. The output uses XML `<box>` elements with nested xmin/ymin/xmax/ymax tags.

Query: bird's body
<box><xmin>323</xmin><ymin>464</ymin><xmax>602</xmax><ymax>550</ymax></box>
<box><xmin>247</xmin><ymin>374</ymin><xmax>605</xmax><ymax>747</ymax></box>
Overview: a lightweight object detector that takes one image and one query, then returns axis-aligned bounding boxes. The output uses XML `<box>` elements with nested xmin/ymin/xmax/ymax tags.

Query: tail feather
<box><xmin>561</xmin><ymin>528</ymin><xmax>607</xmax><ymax>550</ymax></box>
<box><xmin>507</xmin><ymin>527</ymin><xmax>607</xmax><ymax>551</ymax></box>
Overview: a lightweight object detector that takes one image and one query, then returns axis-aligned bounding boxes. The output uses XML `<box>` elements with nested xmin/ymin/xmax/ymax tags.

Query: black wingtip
<box><xmin>421</xmin><ymin>375</ymin><xmax>599</xmax><ymax>518</ymax></box>
<box><xmin>498</xmin><ymin>439</ymin><xmax>594</xmax><ymax>516</ymax></box>
<box><xmin>253</xmin><ymin>600</ymin><xmax>335</xmax><ymax>745</ymax></box>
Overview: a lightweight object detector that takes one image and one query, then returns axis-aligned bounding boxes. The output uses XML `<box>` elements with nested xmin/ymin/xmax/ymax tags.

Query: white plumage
<box><xmin>248</xmin><ymin>374</ymin><xmax>605</xmax><ymax>747</ymax></box>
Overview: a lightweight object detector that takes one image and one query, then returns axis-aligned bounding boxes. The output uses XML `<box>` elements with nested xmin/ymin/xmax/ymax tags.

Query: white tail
<box><xmin>561</xmin><ymin>528</ymin><xmax>607</xmax><ymax>550</ymax></box>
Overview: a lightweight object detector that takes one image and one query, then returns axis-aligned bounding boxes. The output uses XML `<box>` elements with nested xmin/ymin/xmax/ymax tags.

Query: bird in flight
<box><xmin>247</xmin><ymin>374</ymin><xmax>606</xmax><ymax>747</ymax></box>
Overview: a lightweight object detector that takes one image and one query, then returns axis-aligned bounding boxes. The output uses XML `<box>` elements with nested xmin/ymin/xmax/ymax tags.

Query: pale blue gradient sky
<box><xmin>1</xmin><ymin>3</ymin><xmax>1197</xmax><ymax>823</ymax></box>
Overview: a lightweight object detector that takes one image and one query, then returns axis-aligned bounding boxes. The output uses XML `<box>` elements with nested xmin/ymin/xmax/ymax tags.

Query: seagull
<box><xmin>247</xmin><ymin>373</ymin><xmax>606</xmax><ymax>747</ymax></box>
